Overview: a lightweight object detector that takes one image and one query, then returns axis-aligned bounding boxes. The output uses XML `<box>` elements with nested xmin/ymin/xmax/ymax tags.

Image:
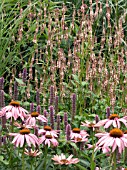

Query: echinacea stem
<box><xmin>112</xmin><ymin>151</ymin><xmax>116</xmax><ymax>170</ymax></box>
<box><xmin>43</xmin><ymin>146</ymin><xmax>48</xmax><ymax>170</ymax></box>
<box><xmin>11</xmin><ymin>118</ymin><xmax>14</xmax><ymax>133</ymax></box>
<box><xmin>124</xmin><ymin>148</ymin><xmax>127</xmax><ymax>162</ymax></box>
<box><xmin>22</xmin><ymin>145</ymin><xmax>25</xmax><ymax>170</ymax></box>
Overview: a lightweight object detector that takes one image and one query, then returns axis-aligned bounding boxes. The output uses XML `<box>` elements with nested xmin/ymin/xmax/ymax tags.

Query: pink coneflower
<box><xmin>0</xmin><ymin>101</ymin><xmax>28</xmax><ymax>120</ymax></box>
<box><xmin>14</xmin><ymin>122</ymin><xmax>32</xmax><ymax>129</ymax></box>
<box><xmin>39</xmin><ymin>134</ymin><xmax>58</xmax><ymax>147</ymax></box>
<box><xmin>71</xmin><ymin>135</ymin><xmax>88</xmax><ymax>143</ymax></box>
<box><xmin>95</xmin><ymin>114</ymin><xmax>127</xmax><ymax>129</ymax></box>
<box><xmin>71</xmin><ymin>128</ymin><xmax>89</xmax><ymax>139</ymax></box>
<box><xmin>26</xmin><ymin>112</ymin><xmax>47</xmax><ymax>126</ymax></box>
<box><xmin>87</xmin><ymin>144</ymin><xmax>110</xmax><ymax>153</ymax></box>
<box><xmin>81</xmin><ymin>120</ymin><xmax>100</xmax><ymax>131</ymax></box>
<box><xmin>9</xmin><ymin>128</ymin><xmax>39</xmax><ymax>147</ymax></box>
<box><xmin>24</xmin><ymin>148</ymin><xmax>42</xmax><ymax>157</ymax></box>
<box><xmin>38</xmin><ymin>125</ymin><xmax>59</xmax><ymax>138</ymax></box>
<box><xmin>70</xmin><ymin>128</ymin><xmax>89</xmax><ymax>143</ymax></box>
<box><xmin>52</xmin><ymin>153</ymin><xmax>79</xmax><ymax>165</ymax></box>
<box><xmin>95</xmin><ymin>128</ymin><xmax>127</xmax><ymax>154</ymax></box>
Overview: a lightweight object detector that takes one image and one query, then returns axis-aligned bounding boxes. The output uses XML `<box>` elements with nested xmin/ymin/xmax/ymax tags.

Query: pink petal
<box><xmin>104</xmin><ymin>120</ymin><xmax>113</xmax><ymax>128</ymax></box>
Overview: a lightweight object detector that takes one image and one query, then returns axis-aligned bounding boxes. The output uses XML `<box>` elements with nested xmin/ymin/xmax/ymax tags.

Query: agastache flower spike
<box><xmin>0</xmin><ymin>77</ymin><xmax>4</xmax><ymax>90</ymax></box>
<box><xmin>49</xmin><ymin>106</ymin><xmax>55</xmax><ymax>129</ymax></box>
<box><xmin>64</xmin><ymin>112</ymin><xmax>68</xmax><ymax>131</ymax></box>
<box><xmin>49</xmin><ymin>85</ymin><xmax>54</xmax><ymax>105</ymax></box>
<box><xmin>36</xmin><ymin>105</ymin><xmax>41</xmax><ymax>114</ymax></box>
<box><xmin>22</xmin><ymin>68</ymin><xmax>27</xmax><ymax>83</ymax></box>
<box><xmin>66</xmin><ymin>124</ymin><xmax>71</xmax><ymax>141</ymax></box>
<box><xmin>57</xmin><ymin>114</ymin><xmax>60</xmax><ymax>131</ymax></box>
<box><xmin>13</xmin><ymin>81</ymin><xmax>18</xmax><ymax>101</ymax></box>
<box><xmin>0</xmin><ymin>90</ymin><xmax>5</xmax><ymax>108</ymax></box>
<box><xmin>36</xmin><ymin>90</ymin><xmax>40</xmax><ymax>105</ymax></box>
<box><xmin>106</xmin><ymin>107</ymin><xmax>110</xmax><ymax>118</ymax></box>
<box><xmin>71</xmin><ymin>93</ymin><xmax>76</xmax><ymax>121</ymax></box>
<box><xmin>55</xmin><ymin>96</ymin><xmax>59</xmax><ymax>114</ymax></box>
<box><xmin>30</xmin><ymin>103</ymin><xmax>34</xmax><ymax>113</ymax></box>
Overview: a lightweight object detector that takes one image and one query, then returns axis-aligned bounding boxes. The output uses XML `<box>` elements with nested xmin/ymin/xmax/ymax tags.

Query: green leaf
<box><xmin>0</xmin><ymin>156</ymin><xmax>9</xmax><ymax>165</ymax></box>
<box><xmin>75</xmin><ymin>164</ymin><xmax>87</xmax><ymax>170</ymax></box>
<box><xmin>69</xmin><ymin>142</ymin><xmax>78</xmax><ymax>151</ymax></box>
<box><xmin>15</xmin><ymin>78</ymin><xmax>25</xmax><ymax>85</ymax></box>
<box><xmin>72</xmin><ymin>74</ymin><xmax>79</xmax><ymax>83</ymax></box>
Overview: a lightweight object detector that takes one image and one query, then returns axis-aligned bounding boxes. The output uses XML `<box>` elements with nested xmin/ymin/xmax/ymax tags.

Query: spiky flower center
<box><xmin>10</xmin><ymin>101</ymin><xmax>20</xmax><ymax>107</ymax></box>
<box><xmin>46</xmin><ymin>135</ymin><xmax>52</xmax><ymax>139</ymax></box>
<box><xmin>109</xmin><ymin>114</ymin><xmax>119</xmax><ymax>120</ymax></box>
<box><xmin>124</xmin><ymin>130</ymin><xmax>127</xmax><ymax>134</ymax></box>
<box><xmin>72</xmin><ymin>128</ymin><xmax>80</xmax><ymax>133</ymax></box>
<box><xmin>20</xmin><ymin>128</ymin><xmax>30</xmax><ymax>134</ymax></box>
<box><xmin>44</xmin><ymin>126</ymin><xmax>52</xmax><ymax>131</ymax></box>
<box><xmin>60</xmin><ymin>159</ymin><xmax>69</xmax><ymax>164</ymax></box>
<box><xmin>110</xmin><ymin>128</ymin><xmax>123</xmax><ymax>138</ymax></box>
<box><xmin>89</xmin><ymin>123</ymin><xmax>95</xmax><ymax>127</ymax></box>
<box><xmin>76</xmin><ymin>137</ymin><xmax>82</xmax><ymax>142</ymax></box>
<box><xmin>31</xmin><ymin>112</ymin><xmax>39</xmax><ymax>117</ymax></box>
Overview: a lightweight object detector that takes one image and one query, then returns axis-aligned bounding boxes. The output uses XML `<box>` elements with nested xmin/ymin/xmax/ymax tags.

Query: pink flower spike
<box><xmin>9</xmin><ymin>128</ymin><xmax>38</xmax><ymax>147</ymax></box>
<box><xmin>52</xmin><ymin>153</ymin><xmax>79</xmax><ymax>165</ymax></box>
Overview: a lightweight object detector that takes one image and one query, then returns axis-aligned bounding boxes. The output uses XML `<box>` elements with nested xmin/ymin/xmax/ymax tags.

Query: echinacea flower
<box><xmin>81</xmin><ymin>120</ymin><xmax>100</xmax><ymax>131</ymax></box>
<box><xmin>24</xmin><ymin>148</ymin><xmax>42</xmax><ymax>157</ymax></box>
<box><xmin>70</xmin><ymin>128</ymin><xmax>89</xmax><ymax>143</ymax></box>
<box><xmin>38</xmin><ymin>125</ymin><xmax>59</xmax><ymax>138</ymax></box>
<box><xmin>9</xmin><ymin>128</ymin><xmax>38</xmax><ymax>147</ymax></box>
<box><xmin>87</xmin><ymin>144</ymin><xmax>110</xmax><ymax>154</ymax></box>
<box><xmin>71</xmin><ymin>135</ymin><xmax>88</xmax><ymax>143</ymax></box>
<box><xmin>26</xmin><ymin>112</ymin><xmax>47</xmax><ymax>126</ymax></box>
<box><xmin>39</xmin><ymin>134</ymin><xmax>58</xmax><ymax>147</ymax></box>
<box><xmin>0</xmin><ymin>101</ymin><xmax>28</xmax><ymax>120</ymax></box>
<box><xmin>14</xmin><ymin>122</ymin><xmax>32</xmax><ymax>129</ymax></box>
<box><xmin>71</xmin><ymin>128</ymin><xmax>89</xmax><ymax>138</ymax></box>
<box><xmin>95</xmin><ymin>128</ymin><xmax>127</xmax><ymax>154</ymax></box>
<box><xmin>52</xmin><ymin>153</ymin><xmax>79</xmax><ymax>165</ymax></box>
<box><xmin>95</xmin><ymin>114</ymin><xmax>127</xmax><ymax>129</ymax></box>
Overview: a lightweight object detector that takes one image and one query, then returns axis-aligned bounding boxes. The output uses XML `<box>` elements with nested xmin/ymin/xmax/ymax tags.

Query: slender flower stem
<box><xmin>22</xmin><ymin>145</ymin><xmax>25</xmax><ymax>170</ymax></box>
<box><xmin>43</xmin><ymin>146</ymin><xmax>48</xmax><ymax>170</ymax></box>
<box><xmin>112</xmin><ymin>151</ymin><xmax>117</xmax><ymax>170</ymax></box>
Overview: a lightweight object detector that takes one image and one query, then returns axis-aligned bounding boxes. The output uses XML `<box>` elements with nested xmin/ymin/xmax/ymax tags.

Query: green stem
<box><xmin>22</xmin><ymin>145</ymin><xmax>25</xmax><ymax>170</ymax></box>
<box><xmin>43</xmin><ymin>146</ymin><xmax>48</xmax><ymax>170</ymax></box>
<box><xmin>112</xmin><ymin>151</ymin><xmax>116</xmax><ymax>170</ymax></box>
<box><xmin>90</xmin><ymin>130</ymin><xmax>96</xmax><ymax>170</ymax></box>
<box><xmin>11</xmin><ymin>117</ymin><xmax>14</xmax><ymax>133</ymax></box>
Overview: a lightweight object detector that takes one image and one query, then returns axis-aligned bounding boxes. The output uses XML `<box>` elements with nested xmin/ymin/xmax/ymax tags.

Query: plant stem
<box><xmin>112</xmin><ymin>151</ymin><xmax>116</xmax><ymax>170</ymax></box>
<box><xmin>43</xmin><ymin>146</ymin><xmax>48</xmax><ymax>170</ymax></box>
<box><xmin>22</xmin><ymin>145</ymin><xmax>25</xmax><ymax>170</ymax></box>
